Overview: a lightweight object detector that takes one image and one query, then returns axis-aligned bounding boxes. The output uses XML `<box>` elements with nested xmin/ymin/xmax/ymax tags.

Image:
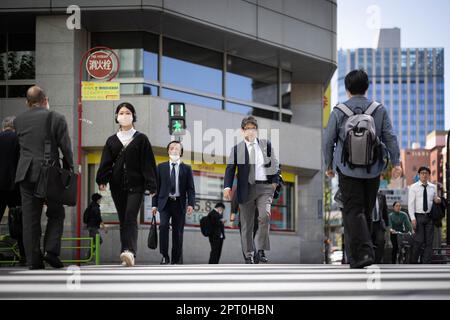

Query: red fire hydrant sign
<box><xmin>86</xmin><ymin>50</ymin><xmax>116</xmax><ymax>80</ymax></box>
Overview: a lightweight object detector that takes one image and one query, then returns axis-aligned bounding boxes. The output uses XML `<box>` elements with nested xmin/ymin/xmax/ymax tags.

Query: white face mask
<box><xmin>117</xmin><ymin>114</ymin><xmax>133</xmax><ymax>127</ymax></box>
<box><xmin>169</xmin><ymin>154</ymin><xmax>180</xmax><ymax>162</ymax></box>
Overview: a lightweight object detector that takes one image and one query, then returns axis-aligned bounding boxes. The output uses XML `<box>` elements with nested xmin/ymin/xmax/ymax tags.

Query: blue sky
<box><xmin>334</xmin><ymin>0</ymin><xmax>450</xmax><ymax>130</ymax></box>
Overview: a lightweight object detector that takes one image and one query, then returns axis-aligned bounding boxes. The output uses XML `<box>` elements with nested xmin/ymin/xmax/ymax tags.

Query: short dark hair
<box><xmin>418</xmin><ymin>166</ymin><xmax>431</xmax><ymax>174</ymax></box>
<box><xmin>241</xmin><ymin>116</ymin><xmax>258</xmax><ymax>130</ymax></box>
<box><xmin>115</xmin><ymin>102</ymin><xmax>137</xmax><ymax>123</ymax></box>
<box><xmin>215</xmin><ymin>202</ymin><xmax>225</xmax><ymax>209</ymax></box>
<box><xmin>345</xmin><ymin>69</ymin><xmax>369</xmax><ymax>95</ymax></box>
<box><xmin>392</xmin><ymin>201</ymin><xmax>401</xmax><ymax>208</ymax></box>
<box><xmin>167</xmin><ymin>140</ymin><xmax>184</xmax><ymax>157</ymax></box>
<box><xmin>91</xmin><ymin>193</ymin><xmax>102</xmax><ymax>202</ymax></box>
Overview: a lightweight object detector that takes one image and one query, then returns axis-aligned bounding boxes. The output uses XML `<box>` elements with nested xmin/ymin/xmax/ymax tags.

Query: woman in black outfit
<box><xmin>96</xmin><ymin>102</ymin><xmax>157</xmax><ymax>267</ymax></box>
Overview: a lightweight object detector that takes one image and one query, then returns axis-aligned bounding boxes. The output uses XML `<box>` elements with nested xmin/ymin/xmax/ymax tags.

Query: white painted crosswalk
<box><xmin>0</xmin><ymin>264</ymin><xmax>450</xmax><ymax>299</ymax></box>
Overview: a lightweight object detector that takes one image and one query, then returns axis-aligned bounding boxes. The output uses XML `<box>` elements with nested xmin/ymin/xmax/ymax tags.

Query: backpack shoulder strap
<box><xmin>334</xmin><ymin>103</ymin><xmax>354</xmax><ymax>117</ymax></box>
<box><xmin>364</xmin><ymin>101</ymin><xmax>381</xmax><ymax>116</ymax></box>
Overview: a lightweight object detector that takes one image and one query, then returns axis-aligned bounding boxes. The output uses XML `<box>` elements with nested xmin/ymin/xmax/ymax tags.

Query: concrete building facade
<box><xmin>0</xmin><ymin>0</ymin><xmax>336</xmax><ymax>264</ymax></box>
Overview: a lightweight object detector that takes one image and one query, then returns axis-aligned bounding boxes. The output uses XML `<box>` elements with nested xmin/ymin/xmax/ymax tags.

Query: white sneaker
<box><xmin>120</xmin><ymin>251</ymin><xmax>135</xmax><ymax>267</ymax></box>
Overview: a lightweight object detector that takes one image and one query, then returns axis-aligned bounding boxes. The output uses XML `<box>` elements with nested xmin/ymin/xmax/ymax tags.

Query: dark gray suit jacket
<box><xmin>13</xmin><ymin>107</ymin><xmax>74</xmax><ymax>183</ymax></box>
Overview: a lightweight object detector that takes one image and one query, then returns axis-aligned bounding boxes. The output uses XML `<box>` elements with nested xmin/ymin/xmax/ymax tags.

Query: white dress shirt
<box><xmin>245</xmin><ymin>139</ymin><xmax>267</xmax><ymax>182</ymax></box>
<box><xmin>116</xmin><ymin>128</ymin><xmax>136</xmax><ymax>146</ymax></box>
<box><xmin>408</xmin><ymin>181</ymin><xmax>437</xmax><ymax>221</ymax></box>
<box><xmin>169</xmin><ymin>159</ymin><xmax>181</xmax><ymax>197</ymax></box>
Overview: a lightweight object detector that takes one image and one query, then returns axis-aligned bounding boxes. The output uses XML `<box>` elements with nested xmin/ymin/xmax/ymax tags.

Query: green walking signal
<box><xmin>168</xmin><ymin>102</ymin><xmax>186</xmax><ymax>136</ymax></box>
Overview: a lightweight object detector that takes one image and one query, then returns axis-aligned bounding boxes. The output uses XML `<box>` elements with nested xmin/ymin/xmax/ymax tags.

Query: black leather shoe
<box><xmin>258</xmin><ymin>250</ymin><xmax>268</xmax><ymax>263</ymax></box>
<box><xmin>29</xmin><ymin>264</ymin><xmax>45</xmax><ymax>270</ymax></box>
<box><xmin>244</xmin><ymin>257</ymin><xmax>255</xmax><ymax>264</ymax></box>
<box><xmin>43</xmin><ymin>253</ymin><xmax>64</xmax><ymax>269</ymax></box>
<box><xmin>160</xmin><ymin>256</ymin><xmax>170</xmax><ymax>265</ymax></box>
<box><xmin>350</xmin><ymin>255</ymin><xmax>374</xmax><ymax>269</ymax></box>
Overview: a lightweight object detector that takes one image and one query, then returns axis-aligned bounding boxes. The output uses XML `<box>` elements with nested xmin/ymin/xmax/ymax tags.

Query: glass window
<box><xmin>282</xmin><ymin>113</ymin><xmax>292</xmax><ymax>123</ymax></box>
<box><xmin>225</xmin><ymin>102</ymin><xmax>252</xmax><ymax>115</ymax></box>
<box><xmin>226</xmin><ymin>101</ymin><xmax>280</xmax><ymax>121</ymax></box>
<box><xmin>116</xmin><ymin>48</ymin><xmax>143</xmax><ymax>78</ymax></box>
<box><xmin>7</xmin><ymin>33</ymin><xmax>35</xmax><ymax>80</ymax></box>
<box><xmin>8</xmin><ymin>85</ymin><xmax>33</xmax><ymax>98</ymax></box>
<box><xmin>120</xmin><ymin>83</ymin><xmax>158</xmax><ymax>96</ymax></box>
<box><xmin>270</xmin><ymin>182</ymin><xmax>295</xmax><ymax>231</ymax></box>
<box><xmin>0</xmin><ymin>33</ymin><xmax>5</xmax><ymax>80</ymax></box>
<box><xmin>162</xmin><ymin>88</ymin><xmax>222</xmax><ymax>110</ymax></box>
<box><xmin>0</xmin><ymin>85</ymin><xmax>6</xmax><ymax>98</ymax></box>
<box><xmin>226</xmin><ymin>55</ymin><xmax>278</xmax><ymax>107</ymax></box>
<box><xmin>162</xmin><ymin>38</ymin><xmax>222</xmax><ymax>95</ymax></box>
<box><xmin>281</xmin><ymin>70</ymin><xmax>291</xmax><ymax>110</ymax></box>
<box><xmin>91</xmin><ymin>32</ymin><xmax>159</xmax><ymax>81</ymax></box>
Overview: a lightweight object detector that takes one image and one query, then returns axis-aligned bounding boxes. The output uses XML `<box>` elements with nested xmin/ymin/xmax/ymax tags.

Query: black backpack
<box><xmin>200</xmin><ymin>215</ymin><xmax>211</xmax><ymax>237</ymax></box>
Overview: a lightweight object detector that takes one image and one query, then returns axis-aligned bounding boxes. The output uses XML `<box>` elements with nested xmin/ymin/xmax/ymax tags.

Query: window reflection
<box><xmin>120</xmin><ymin>83</ymin><xmax>158</xmax><ymax>96</ymax></box>
<box><xmin>163</xmin><ymin>38</ymin><xmax>222</xmax><ymax>95</ymax></box>
<box><xmin>226</xmin><ymin>56</ymin><xmax>278</xmax><ymax>107</ymax></box>
<box><xmin>225</xmin><ymin>102</ymin><xmax>252</xmax><ymax>115</ymax></box>
<box><xmin>0</xmin><ymin>34</ymin><xmax>5</xmax><ymax>80</ymax></box>
<box><xmin>281</xmin><ymin>70</ymin><xmax>291</xmax><ymax>110</ymax></box>
<box><xmin>7</xmin><ymin>33</ymin><xmax>35</xmax><ymax>80</ymax></box>
<box><xmin>162</xmin><ymin>88</ymin><xmax>222</xmax><ymax>110</ymax></box>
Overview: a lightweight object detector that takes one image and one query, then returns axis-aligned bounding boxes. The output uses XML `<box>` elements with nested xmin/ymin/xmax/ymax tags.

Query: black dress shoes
<box><xmin>29</xmin><ymin>263</ymin><xmax>45</xmax><ymax>270</ymax></box>
<box><xmin>43</xmin><ymin>253</ymin><xmax>64</xmax><ymax>269</ymax></box>
<box><xmin>244</xmin><ymin>256</ymin><xmax>255</xmax><ymax>264</ymax></box>
<box><xmin>350</xmin><ymin>254</ymin><xmax>374</xmax><ymax>269</ymax></box>
<box><xmin>160</xmin><ymin>256</ymin><xmax>170</xmax><ymax>265</ymax></box>
<box><xmin>257</xmin><ymin>250</ymin><xmax>268</xmax><ymax>263</ymax></box>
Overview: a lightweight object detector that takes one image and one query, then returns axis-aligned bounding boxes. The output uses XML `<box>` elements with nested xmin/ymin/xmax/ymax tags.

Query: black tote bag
<box><xmin>147</xmin><ymin>215</ymin><xmax>158</xmax><ymax>249</ymax></box>
<box><xmin>34</xmin><ymin>112</ymin><xmax>77</xmax><ymax>206</ymax></box>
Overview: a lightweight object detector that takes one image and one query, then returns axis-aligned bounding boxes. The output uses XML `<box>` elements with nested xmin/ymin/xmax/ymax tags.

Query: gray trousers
<box><xmin>239</xmin><ymin>183</ymin><xmax>273</xmax><ymax>258</ymax></box>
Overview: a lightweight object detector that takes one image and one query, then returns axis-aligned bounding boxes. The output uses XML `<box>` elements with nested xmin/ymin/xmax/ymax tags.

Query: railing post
<box><xmin>95</xmin><ymin>233</ymin><xmax>100</xmax><ymax>265</ymax></box>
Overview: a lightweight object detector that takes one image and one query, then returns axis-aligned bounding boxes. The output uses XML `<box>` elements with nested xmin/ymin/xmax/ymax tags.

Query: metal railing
<box><xmin>0</xmin><ymin>234</ymin><xmax>101</xmax><ymax>266</ymax></box>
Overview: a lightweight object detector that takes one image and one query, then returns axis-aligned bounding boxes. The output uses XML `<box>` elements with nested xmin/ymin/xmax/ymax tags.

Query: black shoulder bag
<box><xmin>34</xmin><ymin>112</ymin><xmax>78</xmax><ymax>206</ymax></box>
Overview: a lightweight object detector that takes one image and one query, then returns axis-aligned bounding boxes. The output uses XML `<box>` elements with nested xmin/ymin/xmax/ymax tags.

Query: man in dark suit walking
<box><xmin>224</xmin><ymin>116</ymin><xmax>279</xmax><ymax>264</ymax></box>
<box><xmin>152</xmin><ymin>141</ymin><xmax>195</xmax><ymax>265</ymax></box>
<box><xmin>371</xmin><ymin>191</ymin><xmax>389</xmax><ymax>264</ymax></box>
<box><xmin>14</xmin><ymin>86</ymin><xmax>74</xmax><ymax>269</ymax></box>
<box><xmin>0</xmin><ymin>116</ymin><xmax>21</xmax><ymax>222</ymax></box>
<box><xmin>207</xmin><ymin>202</ymin><xmax>226</xmax><ymax>264</ymax></box>
<box><xmin>0</xmin><ymin>116</ymin><xmax>26</xmax><ymax>264</ymax></box>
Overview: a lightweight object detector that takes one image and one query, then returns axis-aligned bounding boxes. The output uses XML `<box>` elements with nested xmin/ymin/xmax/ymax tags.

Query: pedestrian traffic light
<box><xmin>168</xmin><ymin>102</ymin><xmax>186</xmax><ymax>135</ymax></box>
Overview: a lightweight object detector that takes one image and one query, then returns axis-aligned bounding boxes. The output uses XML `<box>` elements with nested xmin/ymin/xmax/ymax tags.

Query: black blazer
<box><xmin>207</xmin><ymin>209</ymin><xmax>225</xmax><ymax>239</ymax></box>
<box><xmin>14</xmin><ymin>107</ymin><xmax>73</xmax><ymax>183</ymax></box>
<box><xmin>0</xmin><ymin>130</ymin><xmax>20</xmax><ymax>191</ymax></box>
<box><xmin>85</xmin><ymin>201</ymin><xmax>103</xmax><ymax>229</ymax></box>
<box><xmin>224</xmin><ymin>138</ymin><xmax>279</xmax><ymax>204</ymax></box>
<box><xmin>152</xmin><ymin>161</ymin><xmax>195</xmax><ymax>213</ymax></box>
<box><xmin>96</xmin><ymin>132</ymin><xmax>157</xmax><ymax>194</ymax></box>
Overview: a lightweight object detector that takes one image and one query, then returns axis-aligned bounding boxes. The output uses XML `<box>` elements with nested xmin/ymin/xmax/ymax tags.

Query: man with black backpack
<box><xmin>324</xmin><ymin>69</ymin><xmax>401</xmax><ymax>269</ymax></box>
<box><xmin>84</xmin><ymin>193</ymin><xmax>107</xmax><ymax>250</ymax></box>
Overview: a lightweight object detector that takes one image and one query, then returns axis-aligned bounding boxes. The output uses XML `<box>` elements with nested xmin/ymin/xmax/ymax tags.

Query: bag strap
<box><xmin>364</xmin><ymin>101</ymin><xmax>381</xmax><ymax>116</ymax></box>
<box><xmin>335</xmin><ymin>103</ymin><xmax>354</xmax><ymax>117</ymax></box>
<box><xmin>43</xmin><ymin>111</ymin><xmax>54</xmax><ymax>163</ymax></box>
